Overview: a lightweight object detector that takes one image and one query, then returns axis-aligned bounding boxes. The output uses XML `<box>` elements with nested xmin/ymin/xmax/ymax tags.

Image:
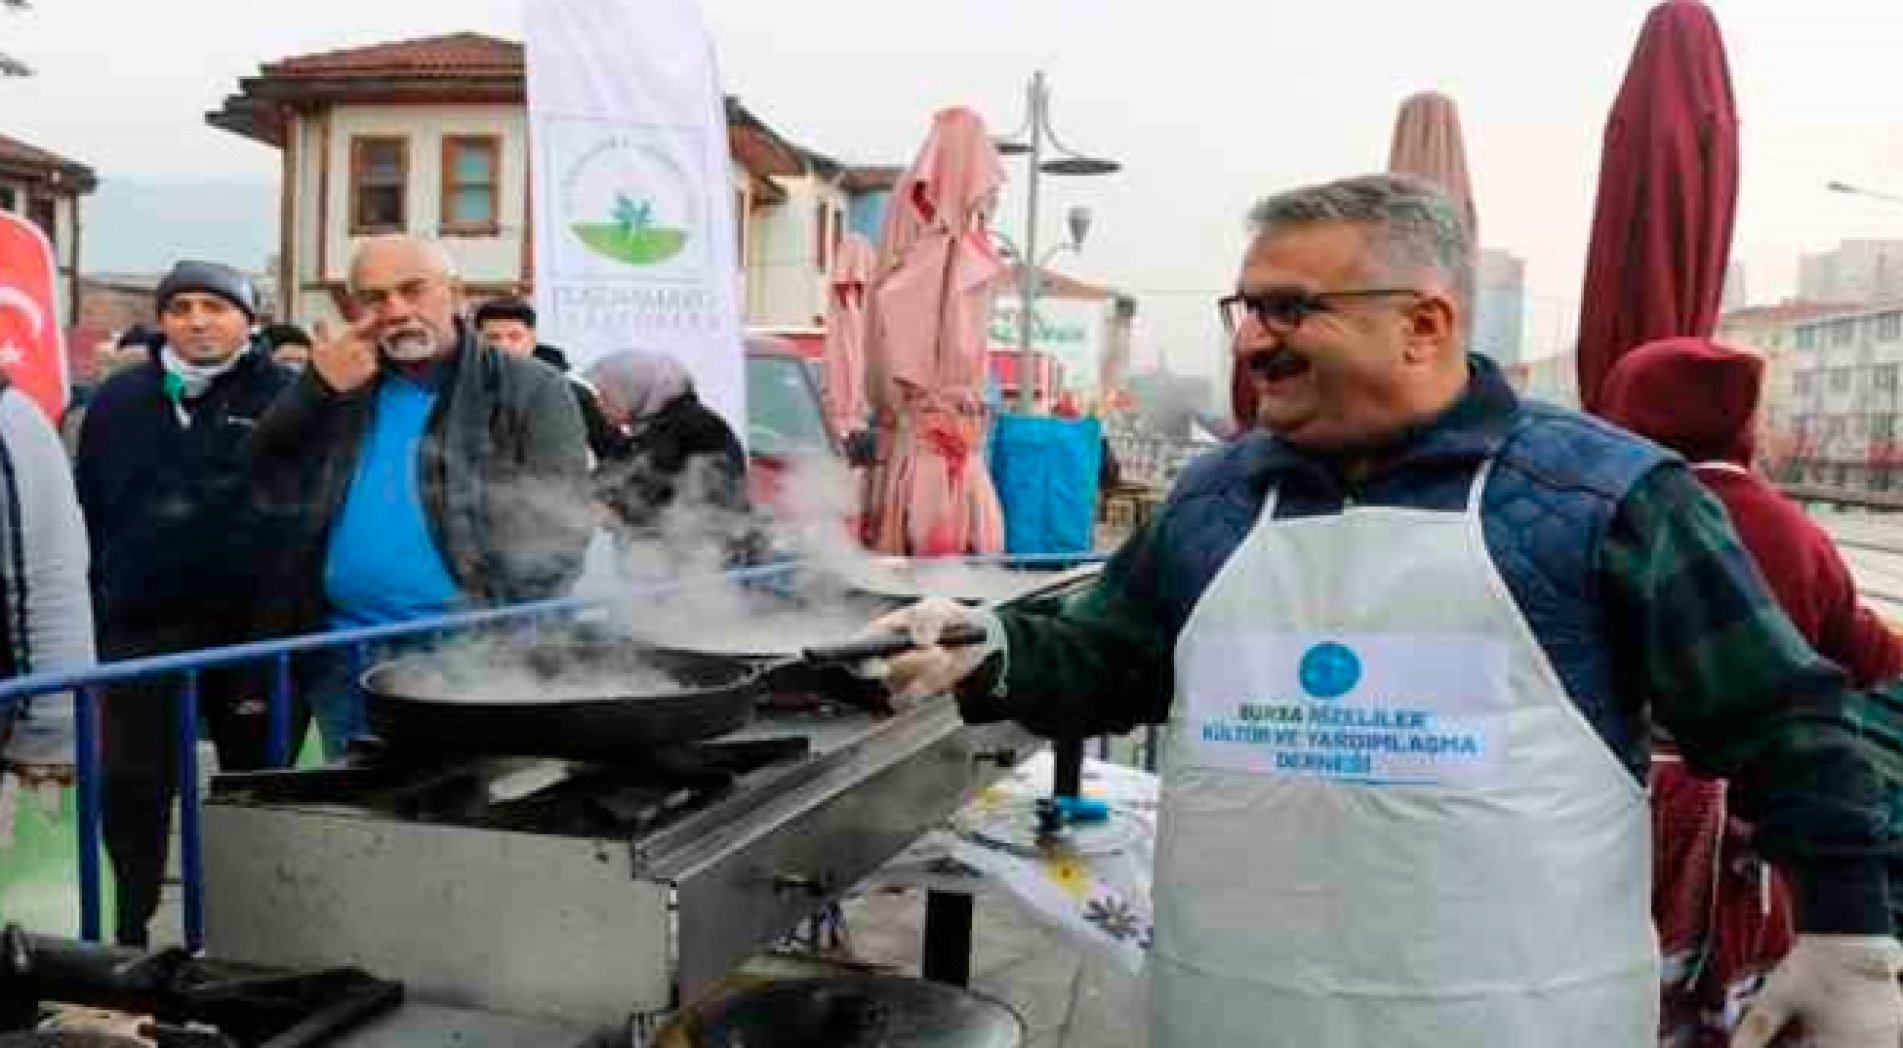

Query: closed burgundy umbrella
<box><xmin>1574</xmin><ymin>0</ymin><xmax>1739</xmax><ymax>413</ymax></box>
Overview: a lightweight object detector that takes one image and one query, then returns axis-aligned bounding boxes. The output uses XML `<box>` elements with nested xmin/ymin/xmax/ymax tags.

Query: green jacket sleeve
<box><xmin>959</xmin><ymin>517</ymin><xmax>1177</xmax><ymax>739</ymax></box>
<box><xmin>1603</xmin><ymin>463</ymin><xmax>1896</xmax><ymax>934</ymax></box>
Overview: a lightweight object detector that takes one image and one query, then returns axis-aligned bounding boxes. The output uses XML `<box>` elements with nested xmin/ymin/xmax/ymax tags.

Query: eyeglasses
<box><xmin>1218</xmin><ymin>288</ymin><xmax>1423</xmax><ymax>337</ymax></box>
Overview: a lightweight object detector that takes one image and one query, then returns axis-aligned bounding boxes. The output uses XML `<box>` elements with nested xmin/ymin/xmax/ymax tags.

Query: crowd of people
<box><xmin>0</xmin><ymin>234</ymin><xmax>747</xmax><ymax>946</ymax></box>
<box><xmin>0</xmin><ymin>175</ymin><xmax>1900</xmax><ymax>1046</ymax></box>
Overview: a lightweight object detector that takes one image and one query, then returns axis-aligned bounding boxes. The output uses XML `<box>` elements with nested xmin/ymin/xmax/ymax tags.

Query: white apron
<box><xmin>1154</xmin><ymin>461</ymin><xmax>1657</xmax><ymax>1047</ymax></box>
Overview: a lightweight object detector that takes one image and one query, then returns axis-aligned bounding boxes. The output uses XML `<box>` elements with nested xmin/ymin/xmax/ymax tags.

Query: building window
<box><xmin>350</xmin><ymin>136</ymin><xmax>409</xmax><ymax>234</ymax></box>
<box><xmin>1879</xmin><ymin>365</ymin><xmax>1900</xmax><ymax>392</ymax></box>
<box><xmin>26</xmin><ymin>195</ymin><xmax>55</xmax><ymax>249</ymax></box>
<box><xmin>735</xmin><ymin>189</ymin><xmax>748</xmax><ymax>260</ymax></box>
<box><xmin>1875</xmin><ymin>414</ymin><xmax>1897</xmax><ymax>441</ymax></box>
<box><xmin>1797</xmin><ymin>327</ymin><xmax>1817</xmax><ymax>350</ymax></box>
<box><xmin>1833</xmin><ymin>320</ymin><xmax>1856</xmax><ymax>347</ymax></box>
<box><xmin>440</xmin><ymin>136</ymin><xmax>500</xmax><ymax>235</ymax></box>
<box><xmin>1882</xmin><ymin>313</ymin><xmax>1903</xmax><ymax>341</ymax></box>
<box><xmin>1833</xmin><ymin>368</ymin><xmax>1853</xmax><ymax>393</ymax></box>
<box><xmin>814</xmin><ymin>202</ymin><xmax>830</xmax><ymax>272</ymax></box>
<box><xmin>1794</xmin><ymin>372</ymin><xmax>1813</xmax><ymax>396</ymax></box>
<box><xmin>0</xmin><ymin>185</ymin><xmax>14</xmax><ymax>212</ymax></box>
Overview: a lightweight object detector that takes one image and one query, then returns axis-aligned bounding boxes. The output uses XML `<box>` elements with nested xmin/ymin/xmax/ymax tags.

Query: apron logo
<box><xmin>1298</xmin><ymin>642</ymin><xmax>1361</xmax><ymax>700</ymax></box>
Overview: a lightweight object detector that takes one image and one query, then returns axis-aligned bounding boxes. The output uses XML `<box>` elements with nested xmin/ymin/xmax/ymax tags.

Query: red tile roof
<box><xmin>265</xmin><ymin>32</ymin><xmax>522</xmax><ymax>78</ymax></box>
<box><xmin>212</xmin><ymin>33</ymin><xmax>894</xmax><ymax>186</ymax></box>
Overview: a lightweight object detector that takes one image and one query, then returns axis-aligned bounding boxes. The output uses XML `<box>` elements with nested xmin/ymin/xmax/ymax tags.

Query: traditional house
<box><xmin>0</xmin><ymin>131</ymin><xmax>97</xmax><ymax>325</ymax></box>
<box><xmin>206</xmin><ymin>32</ymin><xmax>897</xmax><ymax>331</ymax></box>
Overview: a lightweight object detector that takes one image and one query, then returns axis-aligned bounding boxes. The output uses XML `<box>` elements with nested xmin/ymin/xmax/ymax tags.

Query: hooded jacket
<box><xmin>1599</xmin><ymin>337</ymin><xmax>1902</xmax><ymax>686</ymax></box>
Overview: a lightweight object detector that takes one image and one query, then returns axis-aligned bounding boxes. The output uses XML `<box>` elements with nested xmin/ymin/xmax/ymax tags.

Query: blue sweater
<box><xmin>324</xmin><ymin>375</ymin><xmax>460</xmax><ymax>628</ymax></box>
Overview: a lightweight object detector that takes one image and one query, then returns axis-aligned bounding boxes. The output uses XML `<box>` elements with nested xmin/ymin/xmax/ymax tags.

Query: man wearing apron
<box><xmin>873</xmin><ymin>174</ymin><xmax>1902</xmax><ymax>1048</ymax></box>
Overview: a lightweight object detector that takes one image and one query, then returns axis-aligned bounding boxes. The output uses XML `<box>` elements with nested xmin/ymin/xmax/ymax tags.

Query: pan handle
<box><xmin>802</xmin><ymin>622</ymin><xmax>989</xmax><ymax>665</ymax></box>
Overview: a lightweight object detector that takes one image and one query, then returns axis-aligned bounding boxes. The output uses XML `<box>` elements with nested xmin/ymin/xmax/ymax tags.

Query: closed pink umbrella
<box><xmin>822</xmin><ymin>232</ymin><xmax>876</xmax><ymax>440</ymax></box>
<box><xmin>862</xmin><ymin>107</ymin><xmax>1007</xmax><ymax>555</ymax></box>
<box><xmin>1388</xmin><ymin>91</ymin><xmax>1479</xmax><ymax>238</ymax></box>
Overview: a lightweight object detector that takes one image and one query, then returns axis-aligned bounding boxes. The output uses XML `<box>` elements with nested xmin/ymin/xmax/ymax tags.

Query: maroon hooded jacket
<box><xmin>1599</xmin><ymin>335</ymin><xmax>1901</xmax><ymax>686</ymax></box>
<box><xmin>1603</xmin><ymin>336</ymin><xmax>1900</xmax><ymax>1046</ymax></box>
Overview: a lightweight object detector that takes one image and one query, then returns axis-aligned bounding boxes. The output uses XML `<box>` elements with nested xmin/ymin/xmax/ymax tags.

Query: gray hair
<box><xmin>1246</xmin><ymin>173</ymin><xmax>1474</xmax><ymax>336</ymax></box>
<box><xmin>346</xmin><ymin>234</ymin><xmax>463</xmax><ymax>291</ymax></box>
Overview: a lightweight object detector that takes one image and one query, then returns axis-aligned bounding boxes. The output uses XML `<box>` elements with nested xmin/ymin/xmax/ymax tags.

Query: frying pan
<box><xmin>359</xmin><ymin>625</ymin><xmax>987</xmax><ymax>761</ymax></box>
<box><xmin>657</xmin><ymin>975</ymin><xmax>1024</xmax><ymax>1048</ymax></box>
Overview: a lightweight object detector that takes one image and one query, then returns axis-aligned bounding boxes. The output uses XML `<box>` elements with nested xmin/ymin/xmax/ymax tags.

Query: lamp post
<box><xmin>994</xmin><ymin>71</ymin><xmax>1119</xmax><ymax>412</ymax></box>
<box><xmin>1828</xmin><ymin>180</ymin><xmax>1903</xmax><ymax>206</ymax></box>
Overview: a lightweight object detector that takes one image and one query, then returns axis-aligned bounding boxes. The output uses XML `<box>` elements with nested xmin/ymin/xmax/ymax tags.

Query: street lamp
<box><xmin>994</xmin><ymin>71</ymin><xmax>1120</xmax><ymax>412</ymax></box>
<box><xmin>1828</xmin><ymin>180</ymin><xmax>1903</xmax><ymax>206</ymax></box>
<box><xmin>993</xmin><ymin>205</ymin><xmax>1094</xmax><ymax>270</ymax></box>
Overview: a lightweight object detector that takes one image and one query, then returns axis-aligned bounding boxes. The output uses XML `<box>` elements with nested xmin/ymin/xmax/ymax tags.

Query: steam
<box><xmin>565</xmin><ymin>451</ymin><xmax>1028</xmax><ymax>661</ymax></box>
<box><xmin>414</xmin><ymin>449</ymin><xmax>1047</xmax><ymax>697</ymax></box>
<box><xmin>384</xmin><ymin>630</ymin><xmax>679</xmax><ymax>703</ymax></box>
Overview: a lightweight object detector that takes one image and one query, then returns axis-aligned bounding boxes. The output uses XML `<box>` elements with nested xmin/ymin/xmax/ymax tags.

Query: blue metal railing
<box><xmin>0</xmin><ymin>563</ymin><xmax>801</xmax><ymax>947</ymax></box>
<box><xmin>0</xmin><ymin>554</ymin><xmax>1111</xmax><ymax>949</ymax></box>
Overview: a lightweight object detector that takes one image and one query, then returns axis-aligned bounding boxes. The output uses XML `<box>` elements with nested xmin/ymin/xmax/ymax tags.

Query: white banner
<box><xmin>989</xmin><ymin>296</ymin><xmax>1108</xmax><ymax>394</ymax></box>
<box><xmin>525</xmin><ymin>0</ymin><xmax>745</xmax><ymax>435</ymax></box>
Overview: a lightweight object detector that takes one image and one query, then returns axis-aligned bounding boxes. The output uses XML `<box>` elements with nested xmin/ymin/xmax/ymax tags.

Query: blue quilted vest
<box><xmin>1150</xmin><ymin>361</ymin><xmax>1669</xmax><ymax>779</ymax></box>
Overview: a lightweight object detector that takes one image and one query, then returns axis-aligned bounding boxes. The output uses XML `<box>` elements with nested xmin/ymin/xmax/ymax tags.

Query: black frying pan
<box><xmin>359</xmin><ymin>626</ymin><xmax>986</xmax><ymax>761</ymax></box>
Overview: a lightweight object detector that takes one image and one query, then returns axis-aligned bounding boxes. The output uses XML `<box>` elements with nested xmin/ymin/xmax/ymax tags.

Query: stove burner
<box><xmin>0</xmin><ymin>926</ymin><xmax>403</xmax><ymax>1047</ymax></box>
<box><xmin>210</xmin><ymin>737</ymin><xmax>812</xmax><ymax>839</ymax></box>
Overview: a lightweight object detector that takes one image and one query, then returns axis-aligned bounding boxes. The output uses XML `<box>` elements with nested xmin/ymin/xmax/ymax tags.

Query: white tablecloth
<box><xmin>870</xmin><ymin>751</ymin><xmax>1158</xmax><ymax>975</ymax></box>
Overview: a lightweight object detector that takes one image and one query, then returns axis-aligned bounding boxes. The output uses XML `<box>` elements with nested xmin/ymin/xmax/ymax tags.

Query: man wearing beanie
<box><xmin>72</xmin><ymin>259</ymin><xmax>305</xmax><ymax>946</ymax></box>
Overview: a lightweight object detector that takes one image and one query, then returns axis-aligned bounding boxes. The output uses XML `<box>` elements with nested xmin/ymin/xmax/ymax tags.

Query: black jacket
<box><xmin>251</xmin><ymin>324</ymin><xmax>592</xmax><ymax>631</ymax></box>
<box><xmin>596</xmin><ymin>391</ymin><xmax>748</xmax><ymax>538</ymax></box>
<box><xmin>530</xmin><ymin>343</ymin><xmax>619</xmax><ymax>461</ymax></box>
<box><xmin>74</xmin><ymin>344</ymin><xmax>297</xmax><ymax>640</ymax></box>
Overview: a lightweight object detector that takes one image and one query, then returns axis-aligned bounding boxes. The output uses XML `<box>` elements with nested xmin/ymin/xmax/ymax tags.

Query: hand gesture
<box><xmin>309</xmin><ymin>316</ymin><xmax>381</xmax><ymax>394</ymax></box>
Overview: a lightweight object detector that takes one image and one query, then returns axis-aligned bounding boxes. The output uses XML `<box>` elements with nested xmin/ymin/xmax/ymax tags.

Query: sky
<box><xmin>8</xmin><ymin>0</ymin><xmax>1903</xmax><ymax>381</ymax></box>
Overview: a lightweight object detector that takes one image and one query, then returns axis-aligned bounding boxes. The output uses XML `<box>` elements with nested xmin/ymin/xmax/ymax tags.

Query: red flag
<box><xmin>0</xmin><ymin>210</ymin><xmax>68</xmax><ymax>423</ymax></box>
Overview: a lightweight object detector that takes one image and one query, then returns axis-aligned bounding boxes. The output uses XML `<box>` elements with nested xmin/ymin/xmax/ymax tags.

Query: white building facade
<box><xmin>1784</xmin><ymin>304</ymin><xmax>1903</xmax><ymax>490</ymax></box>
<box><xmin>210</xmin><ymin>33</ymin><xmax>896</xmax><ymax>333</ymax></box>
<box><xmin>0</xmin><ymin>131</ymin><xmax>95</xmax><ymax>326</ymax></box>
<box><xmin>1474</xmin><ymin>248</ymin><xmax>1526</xmax><ymax>367</ymax></box>
<box><xmin>1798</xmin><ymin>240</ymin><xmax>1903</xmax><ymax>306</ymax></box>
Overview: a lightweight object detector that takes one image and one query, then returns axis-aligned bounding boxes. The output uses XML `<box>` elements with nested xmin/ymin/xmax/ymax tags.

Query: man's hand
<box><xmin>309</xmin><ymin>316</ymin><xmax>381</xmax><ymax>394</ymax></box>
<box><xmin>1731</xmin><ymin>934</ymin><xmax>1903</xmax><ymax>1048</ymax></box>
<box><xmin>861</xmin><ymin>597</ymin><xmax>1003</xmax><ymax>709</ymax></box>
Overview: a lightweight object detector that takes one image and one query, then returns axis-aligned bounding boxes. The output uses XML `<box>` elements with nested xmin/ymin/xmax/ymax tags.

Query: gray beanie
<box><xmin>155</xmin><ymin>260</ymin><xmax>258</xmax><ymax>321</ymax></box>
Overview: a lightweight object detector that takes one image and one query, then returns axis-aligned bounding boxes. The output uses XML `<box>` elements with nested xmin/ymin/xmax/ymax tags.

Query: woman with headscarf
<box><xmin>585</xmin><ymin>349</ymin><xmax>750</xmax><ymax>556</ymax></box>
